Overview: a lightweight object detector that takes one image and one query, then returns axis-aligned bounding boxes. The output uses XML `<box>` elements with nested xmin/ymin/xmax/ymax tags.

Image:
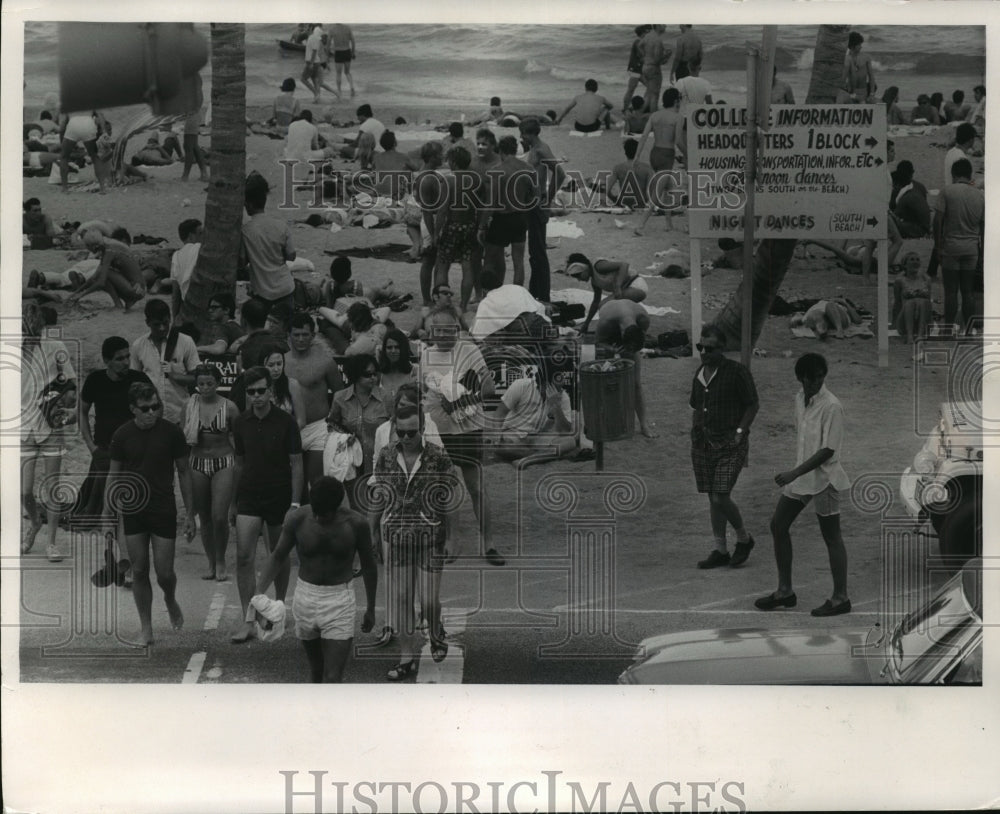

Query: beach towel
<box><xmin>471</xmin><ymin>285</ymin><xmax>550</xmax><ymax>339</ymax></box>
<box><xmin>546</xmin><ymin>219</ymin><xmax>584</xmax><ymax>239</ymax></box>
<box><xmin>323</xmin><ymin>431</ymin><xmax>363</xmax><ymax>481</ymax></box>
<box><xmin>791</xmin><ymin>323</ymin><xmax>875</xmax><ymax>339</ymax></box>
<box><xmin>247</xmin><ymin>595</ymin><xmax>287</xmax><ymax>643</ymax></box>
<box><xmin>111</xmin><ymin>110</ymin><xmax>188</xmax><ymax>176</ymax></box>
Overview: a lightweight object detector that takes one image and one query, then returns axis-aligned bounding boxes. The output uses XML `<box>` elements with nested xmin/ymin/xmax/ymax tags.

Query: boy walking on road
<box><xmin>755</xmin><ymin>353</ymin><xmax>852</xmax><ymax>617</ymax></box>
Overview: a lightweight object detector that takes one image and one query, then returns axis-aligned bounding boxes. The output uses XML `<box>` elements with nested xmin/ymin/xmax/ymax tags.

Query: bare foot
<box><xmin>230</xmin><ymin>623</ymin><xmax>255</xmax><ymax>644</ymax></box>
<box><xmin>640</xmin><ymin>425</ymin><xmax>660</xmax><ymax>439</ymax></box>
<box><xmin>201</xmin><ymin>571</ymin><xmax>216</xmax><ymax>581</ymax></box>
<box><xmin>167</xmin><ymin>601</ymin><xmax>184</xmax><ymax>631</ymax></box>
<box><xmin>215</xmin><ymin>570</ymin><xmax>229</xmax><ymax>582</ymax></box>
<box><xmin>137</xmin><ymin>628</ymin><xmax>155</xmax><ymax>646</ymax></box>
<box><xmin>633</xmin><ymin>228</ymin><xmax>644</xmax><ymax>237</ymax></box>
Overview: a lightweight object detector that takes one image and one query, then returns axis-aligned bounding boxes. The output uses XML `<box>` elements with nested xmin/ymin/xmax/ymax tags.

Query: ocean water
<box><xmin>23</xmin><ymin>23</ymin><xmax>985</xmax><ymax>121</ymax></box>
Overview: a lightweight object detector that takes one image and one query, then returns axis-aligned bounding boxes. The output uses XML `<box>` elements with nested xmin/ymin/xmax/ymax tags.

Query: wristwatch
<box><xmin>290</xmin><ymin>502</ymin><xmax>301</xmax><ymax>509</ymax></box>
<box><xmin>735</xmin><ymin>428</ymin><xmax>744</xmax><ymax>435</ymax></box>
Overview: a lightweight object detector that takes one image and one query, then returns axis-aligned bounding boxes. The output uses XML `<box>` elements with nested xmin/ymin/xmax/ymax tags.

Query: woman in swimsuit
<box><xmin>185</xmin><ymin>363</ymin><xmax>240</xmax><ymax>581</ymax></box>
<box><xmin>566</xmin><ymin>252</ymin><xmax>648</xmax><ymax>334</ymax></box>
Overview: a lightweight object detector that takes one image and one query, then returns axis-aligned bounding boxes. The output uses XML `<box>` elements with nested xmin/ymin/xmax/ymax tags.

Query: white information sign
<box><xmin>686</xmin><ymin>104</ymin><xmax>888</xmax><ymax>240</ymax></box>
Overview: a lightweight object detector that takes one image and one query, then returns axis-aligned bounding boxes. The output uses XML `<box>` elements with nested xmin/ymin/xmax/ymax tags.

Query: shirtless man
<box><xmin>670</xmin><ymin>25</ymin><xmax>703</xmax><ymax>82</ymax></box>
<box><xmin>469</xmin><ymin>129</ymin><xmax>503</xmax><ymax>301</ymax></box>
<box><xmin>593</xmin><ymin>298</ymin><xmax>658</xmax><ymax>438</ymax></box>
<box><xmin>412</xmin><ymin>141</ymin><xmax>448</xmax><ymax>306</ymax></box>
<box><xmin>284</xmin><ymin>313</ymin><xmax>345</xmax><ymax>486</ymax></box>
<box><xmin>638</xmin><ymin>24</ymin><xmax>670</xmax><ymax>113</ymax></box>
<box><xmin>481</xmin><ymin>135</ymin><xmax>533</xmax><ymax>287</ymax></box>
<box><xmin>329</xmin><ymin>24</ymin><xmax>357</xmax><ymax>99</ymax></box>
<box><xmin>568</xmin><ymin>254</ymin><xmax>649</xmax><ymax>335</ymax></box>
<box><xmin>252</xmin><ymin>476</ymin><xmax>376</xmax><ymax>682</ymax></box>
<box><xmin>555</xmin><ymin>79</ymin><xmax>614</xmax><ymax>132</ymax></box>
<box><xmin>839</xmin><ymin>31</ymin><xmax>876</xmax><ymax>103</ymax></box>
<box><xmin>69</xmin><ymin>230</ymin><xmax>146</xmax><ymax>311</ymax></box>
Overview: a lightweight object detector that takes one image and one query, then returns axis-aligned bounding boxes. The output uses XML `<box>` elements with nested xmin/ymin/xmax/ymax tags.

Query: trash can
<box><xmin>579</xmin><ymin>359</ymin><xmax>635</xmax><ymax>442</ymax></box>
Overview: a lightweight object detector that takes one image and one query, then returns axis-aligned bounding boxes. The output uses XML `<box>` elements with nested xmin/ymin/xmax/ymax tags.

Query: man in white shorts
<box><xmin>283</xmin><ymin>313</ymin><xmax>345</xmax><ymax>487</ymax></box>
<box><xmin>755</xmin><ymin>353</ymin><xmax>852</xmax><ymax>617</ymax></box>
<box><xmin>252</xmin><ymin>476</ymin><xmax>376</xmax><ymax>682</ymax></box>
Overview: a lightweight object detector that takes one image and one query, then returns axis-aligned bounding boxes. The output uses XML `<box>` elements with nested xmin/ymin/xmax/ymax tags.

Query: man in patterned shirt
<box><xmin>689</xmin><ymin>325</ymin><xmax>759</xmax><ymax>570</ymax></box>
<box><xmin>370</xmin><ymin>404</ymin><xmax>461</xmax><ymax>681</ymax></box>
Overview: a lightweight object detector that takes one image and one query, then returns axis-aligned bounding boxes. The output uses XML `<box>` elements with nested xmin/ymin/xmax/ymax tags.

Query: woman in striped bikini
<box><xmin>185</xmin><ymin>363</ymin><xmax>240</xmax><ymax>581</ymax></box>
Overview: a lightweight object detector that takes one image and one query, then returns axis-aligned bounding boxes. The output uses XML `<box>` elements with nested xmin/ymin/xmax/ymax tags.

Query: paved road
<box><xmin>17</xmin><ymin>517</ymin><xmax>942</xmax><ymax>685</ymax></box>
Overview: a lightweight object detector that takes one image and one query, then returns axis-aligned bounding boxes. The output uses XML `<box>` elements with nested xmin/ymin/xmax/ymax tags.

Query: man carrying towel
<box><xmin>253</xmin><ymin>476</ymin><xmax>377</xmax><ymax>682</ymax></box>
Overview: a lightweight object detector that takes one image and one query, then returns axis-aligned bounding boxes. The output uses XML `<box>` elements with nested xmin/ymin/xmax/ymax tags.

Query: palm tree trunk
<box><xmin>709</xmin><ymin>25</ymin><xmax>851</xmax><ymax>350</ymax></box>
<box><xmin>180</xmin><ymin>23</ymin><xmax>246</xmax><ymax>334</ymax></box>
<box><xmin>806</xmin><ymin>25</ymin><xmax>850</xmax><ymax>104</ymax></box>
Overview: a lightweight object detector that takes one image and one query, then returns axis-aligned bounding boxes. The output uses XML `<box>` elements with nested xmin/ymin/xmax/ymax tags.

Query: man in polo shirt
<box><xmin>239</xmin><ymin>172</ymin><xmax>296</xmax><ymax>314</ymax></box>
<box><xmin>105</xmin><ymin>382</ymin><xmax>195</xmax><ymax>646</ymax></box>
<box><xmin>230</xmin><ymin>366</ymin><xmax>304</xmax><ymax>643</ymax></box>
<box><xmin>689</xmin><ymin>325</ymin><xmax>759</xmax><ymax>570</ymax></box>
<box><xmin>130</xmin><ymin>299</ymin><xmax>200</xmax><ymax>426</ymax></box>
<box><xmin>756</xmin><ymin>353</ymin><xmax>852</xmax><ymax>617</ymax></box>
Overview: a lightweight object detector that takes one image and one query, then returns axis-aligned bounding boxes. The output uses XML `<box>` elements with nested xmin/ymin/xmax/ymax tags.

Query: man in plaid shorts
<box><xmin>689</xmin><ymin>325</ymin><xmax>759</xmax><ymax>569</ymax></box>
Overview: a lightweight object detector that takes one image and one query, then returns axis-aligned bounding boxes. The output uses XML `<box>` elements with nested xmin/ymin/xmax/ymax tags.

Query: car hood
<box><xmin>619</xmin><ymin>627</ymin><xmax>879</xmax><ymax>685</ymax></box>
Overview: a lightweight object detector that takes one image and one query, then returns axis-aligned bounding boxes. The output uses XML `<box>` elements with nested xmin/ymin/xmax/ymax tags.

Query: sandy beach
<box><xmin>20</xmin><ymin>109</ymin><xmax>973</xmax><ymax>570</ymax></box>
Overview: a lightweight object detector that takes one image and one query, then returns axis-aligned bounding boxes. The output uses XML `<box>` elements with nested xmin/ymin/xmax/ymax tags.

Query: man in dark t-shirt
<box><xmin>78</xmin><ymin>336</ymin><xmax>153</xmax><ymax>519</ymax></box>
<box><xmin>230</xmin><ymin>365</ymin><xmax>304</xmax><ymax>643</ymax></box>
<box><xmin>105</xmin><ymin>381</ymin><xmax>194</xmax><ymax>646</ymax></box>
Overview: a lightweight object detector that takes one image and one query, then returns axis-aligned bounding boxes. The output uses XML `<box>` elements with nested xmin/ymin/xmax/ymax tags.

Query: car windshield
<box><xmin>887</xmin><ymin>567</ymin><xmax>982</xmax><ymax>684</ymax></box>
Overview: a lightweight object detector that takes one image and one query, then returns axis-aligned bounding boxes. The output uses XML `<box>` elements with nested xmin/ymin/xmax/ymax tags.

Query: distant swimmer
<box><xmin>838</xmin><ymin>31</ymin><xmax>876</xmax><ymax>103</ymax></box>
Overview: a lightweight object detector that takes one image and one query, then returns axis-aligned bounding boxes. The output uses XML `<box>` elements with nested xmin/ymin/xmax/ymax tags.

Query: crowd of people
<box><xmin>19</xmin><ymin>25</ymin><xmax>986</xmax><ymax>682</ymax></box>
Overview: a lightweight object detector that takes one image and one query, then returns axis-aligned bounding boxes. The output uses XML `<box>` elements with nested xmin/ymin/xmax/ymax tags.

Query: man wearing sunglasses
<box><xmin>229</xmin><ymin>367</ymin><xmax>304</xmax><ymax>643</ymax></box>
<box><xmin>689</xmin><ymin>325</ymin><xmax>759</xmax><ymax>570</ymax></box>
<box><xmin>104</xmin><ymin>382</ymin><xmax>195</xmax><ymax>646</ymax></box>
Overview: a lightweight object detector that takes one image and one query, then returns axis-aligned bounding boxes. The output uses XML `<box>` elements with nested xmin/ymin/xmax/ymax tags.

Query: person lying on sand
<box><xmin>790</xmin><ymin>297</ymin><xmax>862</xmax><ymax>340</ymax></box>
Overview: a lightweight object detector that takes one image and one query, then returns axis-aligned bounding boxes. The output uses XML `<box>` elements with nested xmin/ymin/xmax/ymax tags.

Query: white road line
<box><xmin>182</xmin><ymin>651</ymin><xmax>206</xmax><ymax>684</ymax></box>
<box><xmin>180</xmin><ymin>582</ymin><xmax>230</xmax><ymax>684</ymax></box>
<box><xmin>417</xmin><ymin>608</ymin><xmax>468</xmax><ymax>684</ymax></box>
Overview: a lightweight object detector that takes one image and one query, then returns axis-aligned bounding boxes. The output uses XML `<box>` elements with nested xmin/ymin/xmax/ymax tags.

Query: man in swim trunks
<box><xmin>230</xmin><ymin>366</ymin><xmax>304</xmax><ymax>643</ymax></box>
<box><xmin>518</xmin><ymin>119</ymin><xmax>564</xmax><ymax>303</ymax></box>
<box><xmin>555</xmin><ymin>79</ymin><xmax>614</xmax><ymax>132</ymax></box>
<box><xmin>469</xmin><ymin>129</ymin><xmax>503</xmax><ymax>300</ymax></box>
<box><xmin>252</xmin><ymin>476</ymin><xmax>376</xmax><ymax>681</ymax></box>
<box><xmin>104</xmin><ymin>381</ymin><xmax>195</xmax><ymax>645</ymax></box>
<box><xmin>838</xmin><ymin>31</ymin><xmax>876</xmax><ymax>103</ymax></box>
<box><xmin>670</xmin><ymin>25</ymin><xmax>703</xmax><ymax>83</ymax></box>
<box><xmin>638</xmin><ymin>24</ymin><xmax>670</xmax><ymax>113</ymax></box>
<box><xmin>284</xmin><ymin>312</ymin><xmax>345</xmax><ymax>487</ymax></box>
<box><xmin>329</xmin><ymin>23</ymin><xmax>356</xmax><ymax>99</ymax></box>
<box><xmin>623</xmin><ymin>25</ymin><xmax>652</xmax><ymax>114</ymax></box>
<box><xmin>481</xmin><ymin>135</ymin><xmax>533</xmax><ymax>287</ymax></box>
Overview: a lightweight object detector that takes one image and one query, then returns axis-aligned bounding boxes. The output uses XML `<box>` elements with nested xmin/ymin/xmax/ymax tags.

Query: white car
<box><xmin>618</xmin><ymin>561</ymin><xmax>982</xmax><ymax>685</ymax></box>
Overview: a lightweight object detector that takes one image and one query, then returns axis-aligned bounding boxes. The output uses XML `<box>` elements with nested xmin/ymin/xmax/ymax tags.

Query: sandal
<box><xmin>387</xmin><ymin>660</ymin><xmax>418</xmax><ymax>681</ymax></box>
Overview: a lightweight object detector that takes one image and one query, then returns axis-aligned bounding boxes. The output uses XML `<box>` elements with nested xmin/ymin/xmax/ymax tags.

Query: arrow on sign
<box><xmin>874</xmin><ymin>157</ymin><xmax>883</xmax><ymax>166</ymax></box>
<box><xmin>866</xmin><ymin>216</ymin><xmax>879</xmax><ymax>227</ymax></box>
<box><xmin>864</xmin><ymin>136</ymin><xmax>879</xmax><ymax>148</ymax></box>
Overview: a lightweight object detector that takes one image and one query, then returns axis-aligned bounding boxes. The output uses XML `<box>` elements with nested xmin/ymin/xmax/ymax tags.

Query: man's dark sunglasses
<box><xmin>397</xmin><ymin>428</ymin><xmax>420</xmax><ymax>439</ymax></box>
<box><xmin>136</xmin><ymin>403</ymin><xmax>162</xmax><ymax>413</ymax></box>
